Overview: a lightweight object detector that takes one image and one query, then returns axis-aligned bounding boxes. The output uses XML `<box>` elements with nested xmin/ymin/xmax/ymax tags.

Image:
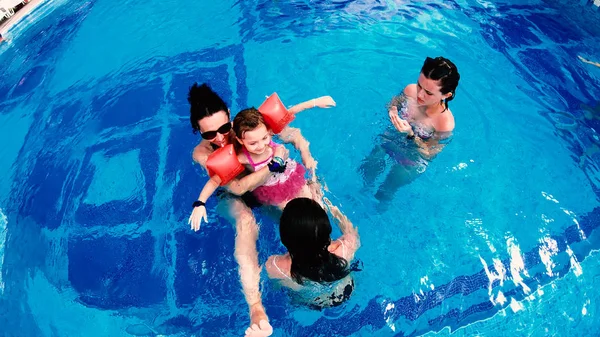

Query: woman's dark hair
<box><xmin>421</xmin><ymin>56</ymin><xmax>460</xmax><ymax>111</ymax></box>
<box><xmin>188</xmin><ymin>82</ymin><xmax>229</xmax><ymax>134</ymax></box>
<box><xmin>280</xmin><ymin>198</ymin><xmax>350</xmax><ymax>284</ymax></box>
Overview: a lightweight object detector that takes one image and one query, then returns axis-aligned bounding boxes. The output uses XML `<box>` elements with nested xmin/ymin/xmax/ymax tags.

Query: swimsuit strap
<box><xmin>242</xmin><ymin>143</ymin><xmax>277</xmax><ymax>170</ymax></box>
<box><xmin>273</xmin><ymin>256</ymin><xmax>294</xmax><ymax>281</ymax></box>
<box><xmin>241</xmin><ymin>146</ymin><xmax>256</xmax><ymax>167</ymax></box>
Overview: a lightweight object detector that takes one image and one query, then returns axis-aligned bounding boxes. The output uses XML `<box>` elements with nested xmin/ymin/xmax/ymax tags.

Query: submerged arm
<box><xmin>413</xmin><ymin>131</ymin><xmax>453</xmax><ymax>160</ymax></box>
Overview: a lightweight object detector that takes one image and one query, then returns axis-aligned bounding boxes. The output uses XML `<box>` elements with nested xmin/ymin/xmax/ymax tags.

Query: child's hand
<box><xmin>188</xmin><ymin>205</ymin><xmax>208</xmax><ymax>231</ymax></box>
<box><xmin>314</xmin><ymin>96</ymin><xmax>336</xmax><ymax>108</ymax></box>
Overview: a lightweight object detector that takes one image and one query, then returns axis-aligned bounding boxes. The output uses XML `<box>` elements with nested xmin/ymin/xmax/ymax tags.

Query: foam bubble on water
<box><xmin>541</xmin><ymin>191</ymin><xmax>559</xmax><ymax>203</ymax></box>
<box><xmin>541</xmin><ymin>214</ymin><xmax>554</xmax><ymax>225</ymax></box>
<box><xmin>452</xmin><ymin>162</ymin><xmax>468</xmax><ymax>171</ymax></box>
<box><xmin>0</xmin><ymin>208</ymin><xmax>6</xmax><ymax>295</ymax></box>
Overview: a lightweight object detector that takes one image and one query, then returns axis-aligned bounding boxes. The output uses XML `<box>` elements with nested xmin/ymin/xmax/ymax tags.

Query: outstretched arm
<box><xmin>288</xmin><ymin>96</ymin><xmax>336</xmax><ymax>114</ymax></box>
<box><xmin>579</xmin><ymin>55</ymin><xmax>600</xmax><ymax>68</ymax></box>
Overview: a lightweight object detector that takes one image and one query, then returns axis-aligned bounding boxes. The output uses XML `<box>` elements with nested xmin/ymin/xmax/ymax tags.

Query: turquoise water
<box><xmin>1</xmin><ymin>0</ymin><xmax>600</xmax><ymax>336</ymax></box>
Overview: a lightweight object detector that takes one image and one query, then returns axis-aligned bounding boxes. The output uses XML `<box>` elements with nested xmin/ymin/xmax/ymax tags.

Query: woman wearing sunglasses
<box><xmin>359</xmin><ymin>56</ymin><xmax>460</xmax><ymax>205</ymax></box>
<box><xmin>187</xmin><ymin>83</ymin><xmax>335</xmax><ymax>337</ymax></box>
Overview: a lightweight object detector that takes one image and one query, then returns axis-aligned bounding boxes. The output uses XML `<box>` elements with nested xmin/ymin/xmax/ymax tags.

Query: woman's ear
<box><xmin>444</xmin><ymin>92</ymin><xmax>453</xmax><ymax>100</ymax></box>
<box><xmin>236</xmin><ymin>136</ymin><xmax>243</xmax><ymax>145</ymax></box>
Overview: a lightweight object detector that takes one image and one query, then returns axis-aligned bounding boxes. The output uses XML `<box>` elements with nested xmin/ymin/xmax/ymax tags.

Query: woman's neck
<box><xmin>422</xmin><ymin>101</ymin><xmax>446</xmax><ymax>117</ymax></box>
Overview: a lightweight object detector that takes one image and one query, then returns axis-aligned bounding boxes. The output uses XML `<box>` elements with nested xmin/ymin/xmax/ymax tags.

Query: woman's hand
<box><xmin>313</xmin><ymin>96</ymin><xmax>336</xmax><ymax>108</ymax></box>
<box><xmin>389</xmin><ymin>106</ymin><xmax>413</xmax><ymax>135</ymax></box>
<box><xmin>189</xmin><ymin>205</ymin><xmax>208</xmax><ymax>231</ymax></box>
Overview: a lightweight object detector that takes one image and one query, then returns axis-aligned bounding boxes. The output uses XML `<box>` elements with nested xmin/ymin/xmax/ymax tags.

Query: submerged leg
<box><xmin>374</xmin><ymin>163</ymin><xmax>421</xmax><ymax>204</ymax></box>
<box><xmin>358</xmin><ymin>144</ymin><xmax>387</xmax><ymax>185</ymax></box>
<box><xmin>227</xmin><ymin>198</ymin><xmax>273</xmax><ymax>336</ymax></box>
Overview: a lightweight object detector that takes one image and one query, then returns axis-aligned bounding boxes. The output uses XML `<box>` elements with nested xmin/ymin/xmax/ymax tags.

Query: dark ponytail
<box><xmin>187</xmin><ymin>82</ymin><xmax>229</xmax><ymax>133</ymax></box>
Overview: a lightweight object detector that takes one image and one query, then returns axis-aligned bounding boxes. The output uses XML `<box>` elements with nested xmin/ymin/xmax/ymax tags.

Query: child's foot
<box><xmin>245</xmin><ymin>303</ymin><xmax>273</xmax><ymax>337</ymax></box>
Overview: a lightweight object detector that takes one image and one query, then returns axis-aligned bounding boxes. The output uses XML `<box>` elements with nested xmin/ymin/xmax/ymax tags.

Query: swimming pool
<box><xmin>1</xmin><ymin>0</ymin><xmax>599</xmax><ymax>335</ymax></box>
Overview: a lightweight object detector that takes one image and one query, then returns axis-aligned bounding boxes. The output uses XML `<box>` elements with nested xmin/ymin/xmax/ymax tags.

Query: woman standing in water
<box><xmin>359</xmin><ymin>56</ymin><xmax>460</xmax><ymax>204</ymax></box>
<box><xmin>266</xmin><ymin>197</ymin><xmax>359</xmax><ymax>309</ymax></box>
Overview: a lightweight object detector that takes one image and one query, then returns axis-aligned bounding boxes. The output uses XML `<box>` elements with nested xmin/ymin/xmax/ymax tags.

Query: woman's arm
<box><xmin>288</xmin><ymin>96</ymin><xmax>336</xmax><ymax>114</ymax></box>
<box><xmin>192</xmin><ymin>142</ymin><xmax>212</xmax><ymax>168</ymax></box>
<box><xmin>226</xmin><ymin>145</ymin><xmax>289</xmax><ymax>194</ymax></box>
<box><xmin>324</xmin><ymin>198</ymin><xmax>359</xmax><ymax>260</ymax></box>
<box><xmin>226</xmin><ymin>168</ymin><xmax>270</xmax><ymax>195</ymax></box>
<box><xmin>579</xmin><ymin>56</ymin><xmax>600</xmax><ymax>68</ymax></box>
<box><xmin>189</xmin><ymin>175</ymin><xmax>221</xmax><ymax>231</ymax></box>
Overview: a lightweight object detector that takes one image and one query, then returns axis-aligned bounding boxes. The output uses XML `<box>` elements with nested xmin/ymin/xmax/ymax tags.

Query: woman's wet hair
<box><xmin>280</xmin><ymin>198</ymin><xmax>350</xmax><ymax>284</ymax></box>
<box><xmin>421</xmin><ymin>57</ymin><xmax>460</xmax><ymax>111</ymax></box>
<box><xmin>188</xmin><ymin>82</ymin><xmax>229</xmax><ymax>134</ymax></box>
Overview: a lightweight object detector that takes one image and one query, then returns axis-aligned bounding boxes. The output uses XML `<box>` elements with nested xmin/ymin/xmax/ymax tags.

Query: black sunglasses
<box><xmin>201</xmin><ymin>122</ymin><xmax>232</xmax><ymax>140</ymax></box>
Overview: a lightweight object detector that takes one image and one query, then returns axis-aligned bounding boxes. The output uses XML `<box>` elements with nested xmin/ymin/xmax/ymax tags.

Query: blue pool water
<box><xmin>1</xmin><ymin>0</ymin><xmax>600</xmax><ymax>336</ymax></box>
